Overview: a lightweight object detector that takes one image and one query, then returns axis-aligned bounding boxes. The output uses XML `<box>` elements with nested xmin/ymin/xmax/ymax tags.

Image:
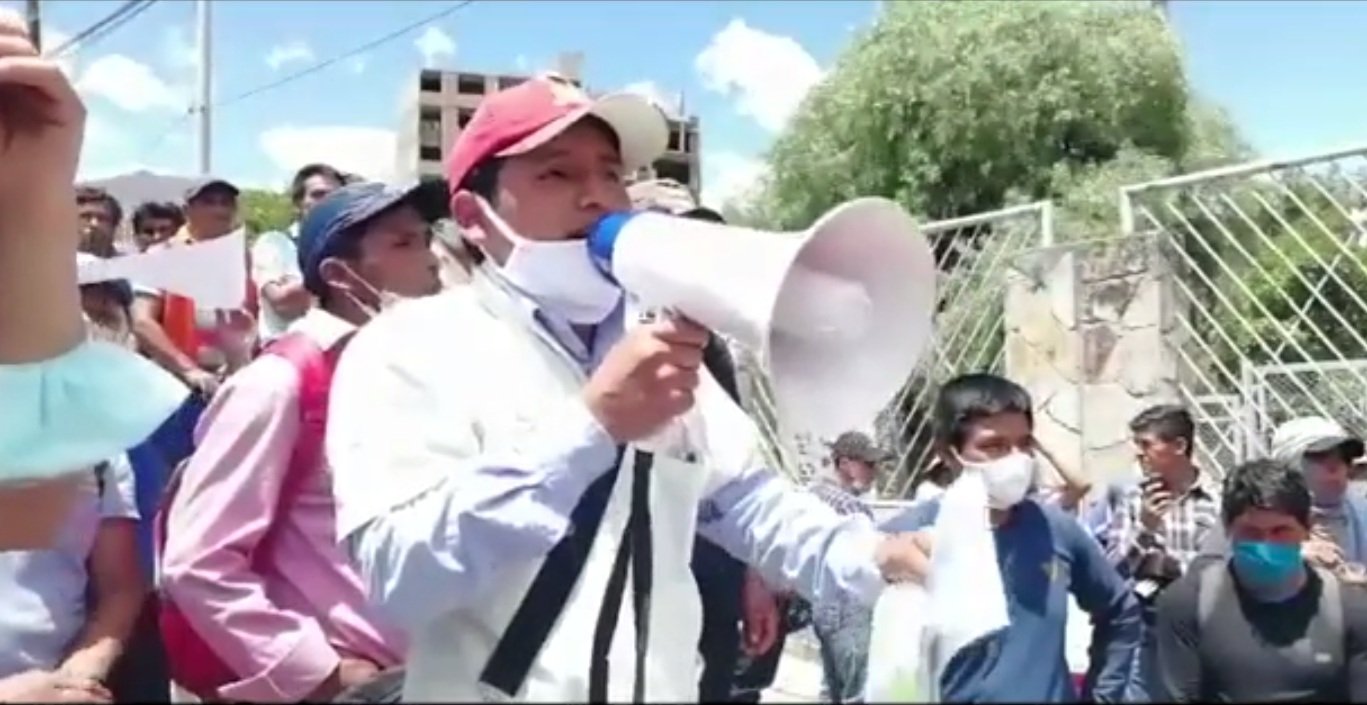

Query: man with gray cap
<box><xmin>809</xmin><ymin>431</ymin><xmax>883</xmax><ymax>703</ymax></box>
<box><xmin>1270</xmin><ymin>416</ymin><xmax>1367</xmax><ymax>574</ymax></box>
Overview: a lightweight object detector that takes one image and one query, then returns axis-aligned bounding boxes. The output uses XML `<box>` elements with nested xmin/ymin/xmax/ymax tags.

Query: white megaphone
<box><xmin>77</xmin><ymin>230</ymin><xmax>248</xmax><ymax>310</ymax></box>
<box><xmin>587</xmin><ymin>197</ymin><xmax>936</xmax><ymax>446</ymax></box>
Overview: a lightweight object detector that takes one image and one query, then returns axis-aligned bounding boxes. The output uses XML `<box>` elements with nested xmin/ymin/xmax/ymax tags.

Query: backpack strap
<box><xmin>153</xmin><ymin>331</ymin><xmax>355</xmax><ymax>575</ymax></box>
<box><xmin>586</xmin><ymin>449</ymin><xmax>654</xmax><ymax>703</ymax></box>
<box><xmin>480</xmin><ymin>446</ymin><xmax>633</xmax><ymax>700</ymax></box>
<box><xmin>261</xmin><ymin>331</ymin><xmax>355</xmax><ymax>504</ymax></box>
<box><xmin>1311</xmin><ymin>567</ymin><xmax>1346</xmax><ymax>665</ymax></box>
<box><xmin>1196</xmin><ymin>560</ymin><xmax>1227</xmax><ymax>634</ymax></box>
<box><xmin>1199</xmin><ymin>564</ymin><xmax>1346</xmax><ymax>662</ymax></box>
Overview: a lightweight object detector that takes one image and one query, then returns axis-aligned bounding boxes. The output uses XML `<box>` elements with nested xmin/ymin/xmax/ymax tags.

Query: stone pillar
<box><xmin>1005</xmin><ymin>236</ymin><xmax>1180</xmax><ymax>490</ymax></box>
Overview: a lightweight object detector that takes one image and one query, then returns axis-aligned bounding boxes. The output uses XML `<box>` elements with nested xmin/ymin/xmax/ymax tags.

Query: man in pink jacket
<box><xmin>160</xmin><ymin>181</ymin><xmax>442</xmax><ymax>702</ymax></box>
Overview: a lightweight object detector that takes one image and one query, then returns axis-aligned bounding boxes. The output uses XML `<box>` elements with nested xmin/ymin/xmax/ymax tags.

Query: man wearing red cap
<box><xmin>325</xmin><ymin>74</ymin><xmax>932</xmax><ymax>701</ymax></box>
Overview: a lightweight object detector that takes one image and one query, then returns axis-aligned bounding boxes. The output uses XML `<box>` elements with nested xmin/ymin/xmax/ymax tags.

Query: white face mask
<box><xmin>335</xmin><ymin>263</ymin><xmax>404</xmax><ymax>321</ymax></box>
<box><xmin>477</xmin><ymin>198</ymin><xmax>622</xmax><ymax>324</ymax></box>
<box><xmin>962</xmin><ymin>451</ymin><xmax>1037</xmax><ymax>510</ymax></box>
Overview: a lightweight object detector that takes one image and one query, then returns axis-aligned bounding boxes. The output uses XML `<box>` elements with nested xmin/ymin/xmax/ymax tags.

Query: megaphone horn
<box><xmin>588</xmin><ymin>197</ymin><xmax>936</xmax><ymax>443</ymax></box>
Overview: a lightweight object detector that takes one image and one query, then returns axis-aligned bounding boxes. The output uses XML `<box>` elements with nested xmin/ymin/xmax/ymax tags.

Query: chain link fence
<box><xmin>1121</xmin><ymin>143</ymin><xmax>1367</xmax><ymax>475</ymax></box>
<box><xmin>735</xmin><ymin>202</ymin><xmax>1054</xmax><ymax>495</ymax></box>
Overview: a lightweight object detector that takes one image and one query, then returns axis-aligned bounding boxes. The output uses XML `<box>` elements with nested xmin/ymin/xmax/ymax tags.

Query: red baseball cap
<box><xmin>446</xmin><ymin>73</ymin><xmax>668</xmax><ymax>194</ymax></box>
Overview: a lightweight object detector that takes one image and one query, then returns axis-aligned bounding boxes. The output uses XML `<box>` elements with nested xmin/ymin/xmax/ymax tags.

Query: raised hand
<box><xmin>0</xmin><ymin>7</ymin><xmax>85</xmax><ymax>205</ymax></box>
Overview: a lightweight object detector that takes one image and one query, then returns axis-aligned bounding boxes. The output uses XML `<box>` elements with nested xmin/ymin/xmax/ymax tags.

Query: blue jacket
<box><xmin>882</xmin><ymin>498</ymin><xmax>1142</xmax><ymax>703</ymax></box>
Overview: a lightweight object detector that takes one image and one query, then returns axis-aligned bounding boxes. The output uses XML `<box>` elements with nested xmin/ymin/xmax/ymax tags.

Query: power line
<box><xmin>135</xmin><ymin>0</ymin><xmax>474</xmax><ymax>166</ymax></box>
<box><xmin>136</xmin><ymin>111</ymin><xmax>193</xmax><ymax>163</ymax></box>
<box><xmin>45</xmin><ymin>0</ymin><xmax>157</xmax><ymax>58</ymax></box>
<box><xmin>214</xmin><ymin>0</ymin><xmax>474</xmax><ymax>110</ymax></box>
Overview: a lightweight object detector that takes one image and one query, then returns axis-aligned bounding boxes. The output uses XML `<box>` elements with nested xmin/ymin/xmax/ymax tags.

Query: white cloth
<box><xmin>924</xmin><ymin>471</ymin><xmax>1010</xmax><ymax>690</ymax></box>
<box><xmin>866</xmin><ymin>583</ymin><xmax>935</xmax><ymax>701</ymax></box>
<box><xmin>251</xmin><ymin>225</ymin><xmax>305</xmax><ymax>342</ymax></box>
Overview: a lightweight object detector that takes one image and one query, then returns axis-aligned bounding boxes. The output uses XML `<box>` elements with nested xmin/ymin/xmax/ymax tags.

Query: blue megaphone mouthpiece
<box><xmin>587</xmin><ymin>211</ymin><xmax>642</xmax><ymax>281</ymax></box>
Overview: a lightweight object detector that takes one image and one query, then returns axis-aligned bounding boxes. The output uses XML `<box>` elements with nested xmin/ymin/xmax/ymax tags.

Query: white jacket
<box><xmin>326</xmin><ymin>273</ymin><xmax>760</xmax><ymax>701</ymax></box>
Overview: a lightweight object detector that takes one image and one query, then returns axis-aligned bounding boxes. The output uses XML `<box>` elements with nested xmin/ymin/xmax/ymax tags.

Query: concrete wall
<box><xmin>1004</xmin><ymin>236</ymin><xmax>1180</xmax><ymax>489</ymax></box>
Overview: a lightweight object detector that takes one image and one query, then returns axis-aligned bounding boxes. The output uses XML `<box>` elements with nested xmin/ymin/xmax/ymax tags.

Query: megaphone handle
<box><xmin>633</xmin><ymin>303</ymin><xmax>700</xmax><ymax>459</ymax></box>
<box><xmin>638</xmin><ymin>304</ymin><xmax>673</xmax><ymax>325</ymax></box>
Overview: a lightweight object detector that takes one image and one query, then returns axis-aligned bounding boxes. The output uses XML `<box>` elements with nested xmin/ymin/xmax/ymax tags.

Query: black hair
<box><xmin>1221</xmin><ymin>457</ymin><xmax>1311</xmax><ymax>529</ymax></box>
<box><xmin>1129</xmin><ymin>404</ymin><xmax>1196</xmax><ymax>457</ymax></box>
<box><xmin>681</xmin><ymin>207</ymin><xmax>725</xmax><ymax>224</ymax></box>
<box><xmin>131</xmin><ymin>201</ymin><xmax>185</xmax><ymax>233</ymax></box>
<box><xmin>290</xmin><ymin>163</ymin><xmax>346</xmax><ymax>206</ymax></box>
<box><xmin>459</xmin><ymin>158</ymin><xmax>504</xmax><ymax>207</ymax></box>
<box><xmin>925</xmin><ymin>460</ymin><xmax>957</xmax><ymax>487</ymax></box>
<box><xmin>934</xmin><ymin>373</ymin><xmax>1034</xmax><ymax>451</ymax></box>
<box><xmin>829</xmin><ymin>431</ymin><xmax>881</xmax><ymax>466</ymax></box>
<box><xmin>75</xmin><ymin>185</ymin><xmax>124</xmax><ymax>227</ymax></box>
<box><xmin>454</xmin><ymin>159</ymin><xmax>502</xmax><ymax>266</ymax></box>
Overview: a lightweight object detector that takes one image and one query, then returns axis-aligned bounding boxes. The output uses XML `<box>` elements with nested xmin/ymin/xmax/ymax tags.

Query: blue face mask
<box><xmin>0</xmin><ymin>338</ymin><xmax>187</xmax><ymax>481</ymax></box>
<box><xmin>1231</xmin><ymin>540</ymin><xmax>1304</xmax><ymax>587</ymax></box>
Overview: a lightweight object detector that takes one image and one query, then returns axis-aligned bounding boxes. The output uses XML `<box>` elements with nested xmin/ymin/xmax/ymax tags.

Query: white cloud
<box><xmin>75</xmin><ymin>113</ymin><xmax>191</xmax><ymax>182</ymax></box>
<box><xmin>76</xmin><ymin>54</ymin><xmax>183</xmax><ymax>113</ymax></box>
<box><xmin>702</xmin><ymin>150</ymin><xmax>769</xmax><ymax>210</ymax></box>
<box><xmin>265</xmin><ymin>40</ymin><xmax>315</xmax><ymax>71</ymax></box>
<box><xmin>414</xmin><ymin>26</ymin><xmax>456</xmax><ymax>68</ymax></box>
<box><xmin>161</xmin><ymin>25</ymin><xmax>198</xmax><ymax>71</ymax></box>
<box><xmin>259</xmin><ymin>125</ymin><xmax>398</xmax><ymax>184</ymax></box>
<box><xmin>694</xmin><ymin>18</ymin><xmax>823</xmax><ymax>133</ymax></box>
<box><xmin>621</xmin><ymin>80</ymin><xmax>681</xmax><ymax>118</ymax></box>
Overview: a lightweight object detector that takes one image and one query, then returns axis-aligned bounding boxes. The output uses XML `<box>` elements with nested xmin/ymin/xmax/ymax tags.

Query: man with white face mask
<box><xmin>881</xmin><ymin>373</ymin><xmax>1141</xmax><ymax>702</ymax></box>
<box><xmin>324</xmin><ymin>74</ymin><xmax>933</xmax><ymax>702</ymax></box>
<box><xmin>159</xmin><ymin>183</ymin><xmax>437</xmax><ymax>703</ymax></box>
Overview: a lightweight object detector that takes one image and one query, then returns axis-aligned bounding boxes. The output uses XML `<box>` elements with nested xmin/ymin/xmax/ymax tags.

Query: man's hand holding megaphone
<box><xmin>583</xmin><ymin>310</ymin><xmax>935</xmax><ymax>587</ymax></box>
<box><xmin>583</xmin><ymin>315</ymin><xmax>710</xmax><ymax>442</ymax></box>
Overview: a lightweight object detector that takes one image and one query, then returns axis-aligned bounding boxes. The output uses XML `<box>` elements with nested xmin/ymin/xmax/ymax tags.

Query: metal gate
<box><xmin>1120</xmin><ymin>143</ymin><xmax>1367</xmax><ymax>471</ymax></box>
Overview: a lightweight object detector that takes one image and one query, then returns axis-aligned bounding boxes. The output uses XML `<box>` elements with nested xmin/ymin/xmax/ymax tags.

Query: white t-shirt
<box><xmin>0</xmin><ymin>457</ymin><xmax>138</xmax><ymax>677</ymax></box>
<box><xmin>251</xmin><ymin>225</ymin><xmax>306</xmax><ymax>342</ymax></box>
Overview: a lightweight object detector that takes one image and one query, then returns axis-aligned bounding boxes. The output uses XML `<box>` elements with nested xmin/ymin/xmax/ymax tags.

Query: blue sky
<box><xmin>6</xmin><ymin>0</ymin><xmax>1365</xmax><ymax>207</ymax></box>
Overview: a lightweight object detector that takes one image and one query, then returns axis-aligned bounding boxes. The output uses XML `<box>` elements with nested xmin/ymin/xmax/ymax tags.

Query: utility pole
<box><xmin>195</xmin><ymin>0</ymin><xmax>212</xmax><ymax>175</ymax></box>
<box><xmin>25</xmin><ymin>0</ymin><xmax>40</xmax><ymax>51</ymax></box>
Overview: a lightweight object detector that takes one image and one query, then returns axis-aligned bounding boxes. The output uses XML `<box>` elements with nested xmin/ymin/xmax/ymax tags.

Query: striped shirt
<box><xmin>809</xmin><ymin>479</ymin><xmax>873</xmax><ymax>520</ymax></box>
<box><xmin>1104</xmin><ymin>470</ymin><xmax>1221</xmax><ymax>585</ymax></box>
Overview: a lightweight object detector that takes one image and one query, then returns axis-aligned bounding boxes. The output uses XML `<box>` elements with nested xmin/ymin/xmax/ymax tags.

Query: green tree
<box><xmin>239</xmin><ymin>188</ymin><xmax>294</xmax><ymax>239</ymax></box>
<box><xmin>734</xmin><ymin>0</ymin><xmax>1251</xmax><ymax>492</ymax></box>
<box><xmin>747</xmin><ymin>0</ymin><xmax>1246</xmax><ymax>232</ymax></box>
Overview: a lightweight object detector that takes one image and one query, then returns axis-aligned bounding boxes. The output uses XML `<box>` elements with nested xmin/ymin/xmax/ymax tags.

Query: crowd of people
<box><xmin>3</xmin><ymin>7</ymin><xmax>1367</xmax><ymax>703</ymax></box>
